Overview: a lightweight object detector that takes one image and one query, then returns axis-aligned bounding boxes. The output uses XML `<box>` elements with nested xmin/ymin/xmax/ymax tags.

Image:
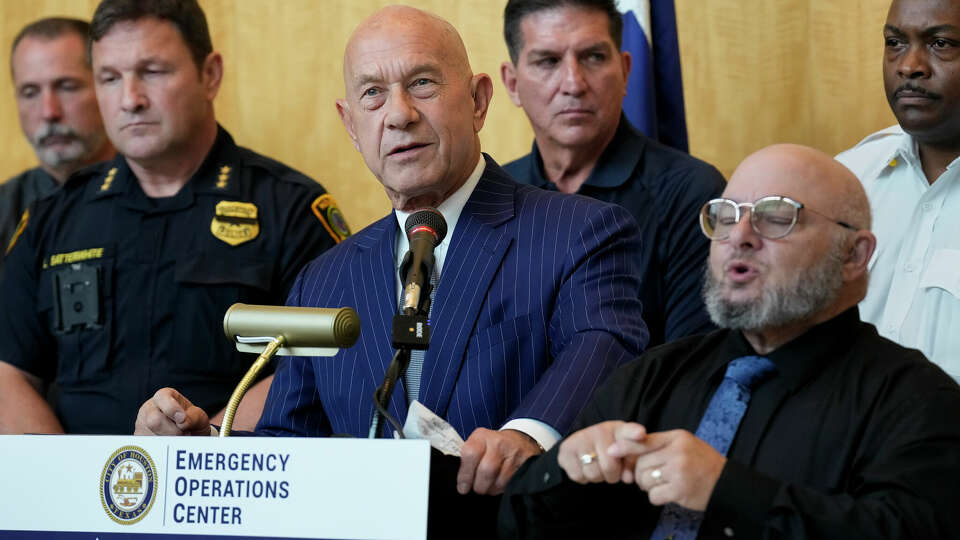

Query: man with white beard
<box><xmin>501</xmin><ymin>144</ymin><xmax>960</xmax><ymax>539</ymax></box>
<box><xmin>1</xmin><ymin>18</ymin><xmax>114</xmax><ymax>277</ymax></box>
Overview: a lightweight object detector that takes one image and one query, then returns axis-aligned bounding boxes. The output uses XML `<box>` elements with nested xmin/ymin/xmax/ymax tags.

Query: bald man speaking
<box><xmin>136</xmin><ymin>4</ymin><xmax>647</xmax><ymax>502</ymax></box>
<box><xmin>501</xmin><ymin>145</ymin><xmax>960</xmax><ymax>539</ymax></box>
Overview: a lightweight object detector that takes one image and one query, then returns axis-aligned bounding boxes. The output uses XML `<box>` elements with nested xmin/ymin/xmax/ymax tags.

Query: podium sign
<box><xmin>0</xmin><ymin>435</ymin><xmax>429</xmax><ymax>539</ymax></box>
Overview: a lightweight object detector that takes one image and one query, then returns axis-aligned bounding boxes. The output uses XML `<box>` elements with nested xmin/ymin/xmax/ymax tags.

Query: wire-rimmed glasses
<box><xmin>699</xmin><ymin>196</ymin><xmax>856</xmax><ymax>240</ymax></box>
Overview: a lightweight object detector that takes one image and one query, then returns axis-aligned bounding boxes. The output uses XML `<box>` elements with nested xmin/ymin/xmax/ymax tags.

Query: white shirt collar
<box><xmin>896</xmin><ymin>132</ymin><xmax>960</xmax><ymax>179</ymax></box>
<box><xmin>896</xmin><ymin>134</ymin><xmax>922</xmax><ymax>173</ymax></box>
<box><xmin>394</xmin><ymin>155</ymin><xmax>486</xmax><ymax>276</ymax></box>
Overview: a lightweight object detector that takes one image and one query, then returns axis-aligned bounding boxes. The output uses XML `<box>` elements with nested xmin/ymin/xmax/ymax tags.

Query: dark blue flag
<box><xmin>619</xmin><ymin>0</ymin><xmax>689</xmax><ymax>152</ymax></box>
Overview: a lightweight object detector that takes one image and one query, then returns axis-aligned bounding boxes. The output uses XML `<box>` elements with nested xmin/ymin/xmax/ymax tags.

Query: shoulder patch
<box><xmin>6</xmin><ymin>209</ymin><xmax>29</xmax><ymax>255</ymax></box>
<box><xmin>311</xmin><ymin>194</ymin><xmax>351</xmax><ymax>243</ymax></box>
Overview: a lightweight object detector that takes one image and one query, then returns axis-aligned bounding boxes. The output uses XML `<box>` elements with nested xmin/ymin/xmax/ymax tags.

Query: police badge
<box><xmin>211</xmin><ymin>200</ymin><xmax>260</xmax><ymax>246</ymax></box>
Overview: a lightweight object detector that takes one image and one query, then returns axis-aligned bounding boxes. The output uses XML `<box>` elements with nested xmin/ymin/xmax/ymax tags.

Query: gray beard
<box><xmin>30</xmin><ymin>123</ymin><xmax>103</xmax><ymax>170</ymax></box>
<box><xmin>703</xmin><ymin>244</ymin><xmax>845</xmax><ymax>331</ymax></box>
<box><xmin>36</xmin><ymin>141</ymin><xmax>87</xmax><ymax>168</ymax></box>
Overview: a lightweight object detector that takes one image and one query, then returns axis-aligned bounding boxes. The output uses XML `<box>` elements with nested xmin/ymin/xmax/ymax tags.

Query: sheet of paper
<box><xmin>402</xmin><ymin>400</ymin><xmax>464</xmax><ymax>456</ymax></box>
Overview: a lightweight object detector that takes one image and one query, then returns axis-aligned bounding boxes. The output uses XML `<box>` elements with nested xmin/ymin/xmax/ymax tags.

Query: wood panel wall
<box><xmin>678</xmin><ymin>0</ymin><xmax>896</xmax><ymax>177</ymax></box>
<box><xmin>0</xmin><ymin>0</ymin><xmax>897</xmax><ymax>229</ymax></box>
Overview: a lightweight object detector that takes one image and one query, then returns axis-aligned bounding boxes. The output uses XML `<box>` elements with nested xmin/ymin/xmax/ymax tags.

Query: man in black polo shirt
<box><xmin>500</xmin><ymin>0</ymin><xmax>725</xmax><ymax>346</ymax></box>
<box><xmin>2</xmin><ymin>18</ymin><xmax>115</xmax><ymax>278</ymax></box>
<box><xmin>0</xmin><ymin>0</ymin><xmax>348</xmax><ymax>434</ymax></box>
<box><xmin>501</xmin><ymin>145</ymin><xmax>960</xmax><ymax>539</ymax></box>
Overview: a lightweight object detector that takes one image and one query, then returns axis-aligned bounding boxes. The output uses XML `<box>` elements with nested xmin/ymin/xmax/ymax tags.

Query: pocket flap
<box><xmin>919</xmin><ymin>249</ymin><xmax>960</xmax><ymax>298</ymax></box>
<box><xmin>175</xmin><ymin>253</ymin><xmax>274</xmax><ymax>291</ymax></box>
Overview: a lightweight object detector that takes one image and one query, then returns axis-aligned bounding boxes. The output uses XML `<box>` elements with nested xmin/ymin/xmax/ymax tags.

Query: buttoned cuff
<box><xmin>705</xmin><ymin>460</ymin><xmax>779</xmax><ymax>538</ymax></box>
<box><xmin>505</xmin><ymin>444</ymin><xmax>567</xmax><ymax>495</ymax></box>
<box><xmin>500</xmin><ymin>418</ymin><xmax>561</xmax><ymax>451</ymax></box>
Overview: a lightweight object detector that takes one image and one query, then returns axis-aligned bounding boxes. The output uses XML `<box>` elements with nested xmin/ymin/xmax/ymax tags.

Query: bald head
<box><xmin>704</xmin><ymin>144</ymin><xmax>877</xmax><ymax>346</ymax></box>
<box><xmin>336</xmin><ymin>5</ymin><xmax>494</xmax><ymax>211</ymax></box>
<box><xmin>343</xmin><ymin>5</ymin><xmax>473</xmax><ymax>87</ymax></box>
<box><xmin>728</xmin><ymin>144</ymin><xmax>870</xmax><ymax>232</ymax></box>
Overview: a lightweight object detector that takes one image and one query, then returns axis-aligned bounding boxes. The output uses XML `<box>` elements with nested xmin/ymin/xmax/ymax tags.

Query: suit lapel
<box><xmin>419</xmin><ymin>158</ymin><xmax>517</xmax><ymax>420</ymax></box>
<box><xmin>350</xmin><ymin>213</ymin><xmax>410</xmax><ymax>432</ymax></box>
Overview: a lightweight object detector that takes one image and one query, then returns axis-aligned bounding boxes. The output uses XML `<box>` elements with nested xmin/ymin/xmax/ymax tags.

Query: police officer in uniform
<box><xmin>2</xmin><ymin>17</ymin><xmax>115</xmax><ymax>279</ymax></box>
<box><xmin>0</xmin><ymin>0</ymin><xmax>349</xmax><ymax>434</ymax></box>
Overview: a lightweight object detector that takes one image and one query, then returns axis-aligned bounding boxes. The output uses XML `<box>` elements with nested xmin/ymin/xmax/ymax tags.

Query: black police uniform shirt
<box><xmin>0</xmin><ymin>167</ymin><xmax>58</xmax><ymax>282</ymax></box>
<box><xmin>0</xmin><ymin>126</ymin><xmax>351</xmax><ymax>434</ymax></box>
<box><xmin>505</xmin><ymin>117</ymin><xmax>726</xmax><ymax>347</ymax></box>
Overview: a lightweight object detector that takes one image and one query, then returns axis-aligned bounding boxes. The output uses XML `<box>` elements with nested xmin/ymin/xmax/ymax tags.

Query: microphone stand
<box><xmin>369</xmin><ymin>299</ymin><xmax>433</xmax><ymax>439</ymax></box>
<box><xmin>369</xmin><ymin>347</ymin><xmax>412</xmax><ymax>439</ymax></box>
<box><xmin>370</xmin><ymin>208</ymin><xmax>444</xmax><ymax>439</ymax></box>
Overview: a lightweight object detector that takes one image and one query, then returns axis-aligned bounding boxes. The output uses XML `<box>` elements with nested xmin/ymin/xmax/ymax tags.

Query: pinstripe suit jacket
<box><xmin>256</xmin><ymin>156</ymin><xmax>649</xmax><ymax>439</ymax></box>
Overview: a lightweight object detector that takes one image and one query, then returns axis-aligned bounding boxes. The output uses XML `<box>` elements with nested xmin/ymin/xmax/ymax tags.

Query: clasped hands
<box><xmin>557</xmin><ymin>421</ymin><xmax>726</xmax><ymax>512</ymax></box>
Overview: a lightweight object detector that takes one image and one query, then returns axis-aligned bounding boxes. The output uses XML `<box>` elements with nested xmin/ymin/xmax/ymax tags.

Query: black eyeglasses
<box><xmin>699</xmin><ymin>196</ymin><xmax>857</xmax><ymax>240</ymax></box>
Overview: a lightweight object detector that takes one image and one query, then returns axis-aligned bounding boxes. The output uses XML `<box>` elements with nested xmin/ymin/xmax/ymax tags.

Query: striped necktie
<box><xmin>650</xmin><ymin>355</ymin><xmax>777</xmax><ymax>540</ymax></box>
<box><xmin>405</xmin><ymin>266</ymin><xmax>438</xmax><ymax>403</ymax></box>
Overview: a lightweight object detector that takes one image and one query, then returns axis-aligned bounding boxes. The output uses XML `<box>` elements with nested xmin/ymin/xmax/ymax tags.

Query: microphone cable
<box><xmin>370</xmin><ymin>349</ymin><xmax>408</xmax><ymax>438</ymax></box>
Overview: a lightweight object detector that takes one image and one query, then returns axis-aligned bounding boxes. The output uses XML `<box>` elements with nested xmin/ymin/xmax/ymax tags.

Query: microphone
<box><xmin>223</xmin><ymin>303</ymin><xmax>360</xmax><ymax>356</ymax></box>
<box><xmin>373</xmin><ymin>209</ymin><xmax>446</xmax><ymax>438</ymax></box>
<box><xmin>398</xmin><ymin>208</ymin><xmax>447</xmax><ymax>315</ymax></box>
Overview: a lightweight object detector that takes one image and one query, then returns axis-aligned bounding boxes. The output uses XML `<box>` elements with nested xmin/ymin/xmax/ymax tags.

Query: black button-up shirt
<box><xmin>501</xmin><ymin>308</ymin><xmax>960</xmax><ymax>538</ymax></box>
<box><xmin>0</xmin><ymin>127</ymin><xmax>346</xmax><ymax>433</ymax></box>
<box><xmin>504</xmin><ymin>118</ymin><xmax>725</xmax><ymax>347</ymax></box>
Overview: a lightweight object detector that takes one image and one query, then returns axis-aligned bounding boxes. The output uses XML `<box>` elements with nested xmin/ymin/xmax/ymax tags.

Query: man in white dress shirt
<box><xmin>837</xmin><ymin>0</ymin><xmax>960</xmax><ymax>379</ymax></box>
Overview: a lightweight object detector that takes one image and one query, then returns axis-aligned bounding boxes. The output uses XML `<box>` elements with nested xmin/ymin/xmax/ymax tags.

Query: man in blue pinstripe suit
<box><xmin>136</xmin><ymin>5</ymin><xmax>648</xmax><ymax>497</ymax></box>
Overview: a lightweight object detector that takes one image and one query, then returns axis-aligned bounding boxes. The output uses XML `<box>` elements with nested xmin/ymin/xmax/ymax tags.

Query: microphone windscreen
<box><xmin>404</xmin><ymin>208</ymin><xmax>447</xmax><ymax>244</ymax></box>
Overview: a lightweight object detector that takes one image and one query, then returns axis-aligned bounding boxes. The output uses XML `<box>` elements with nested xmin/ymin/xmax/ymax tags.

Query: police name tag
<box><xmin>0</xmin><ymin>435</ymin><xmax>429</xmax><ymax>539</ymax></box>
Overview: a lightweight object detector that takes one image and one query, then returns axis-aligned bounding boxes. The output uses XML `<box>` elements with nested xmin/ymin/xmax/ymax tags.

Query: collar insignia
<box><xmin>216</xmin><ymin>165</ymin><xmax>232</xmax><ymax>189</ymax></box>
<box><xmin>99</xmin><ymin>168</ymin><xmax>118</xmax><ymax>191</ymax></box>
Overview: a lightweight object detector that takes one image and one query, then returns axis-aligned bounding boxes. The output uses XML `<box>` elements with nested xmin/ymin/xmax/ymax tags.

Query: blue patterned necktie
<box><xmin>650</xmin><ymin>355</ymin><xmax>777</xmax><ymax>540</ymax></box>
<box><xmin>405</xmin><ymin>266</ymin><xmax>438</xmax><ymax>403</ymax></box>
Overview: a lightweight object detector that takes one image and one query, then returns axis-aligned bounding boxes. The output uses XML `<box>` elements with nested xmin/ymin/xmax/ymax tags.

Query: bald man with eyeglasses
<box><xmin>500</xmin><ymin>144</ymin><xmax>960</xmax><ymax>540</ymax></box>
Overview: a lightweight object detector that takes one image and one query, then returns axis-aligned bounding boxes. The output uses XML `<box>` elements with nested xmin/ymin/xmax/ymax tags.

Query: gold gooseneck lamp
<box><xmin>220</xmin><ymin>303</ymin><xmax>361</xmax><ymax>436</ymax></box>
